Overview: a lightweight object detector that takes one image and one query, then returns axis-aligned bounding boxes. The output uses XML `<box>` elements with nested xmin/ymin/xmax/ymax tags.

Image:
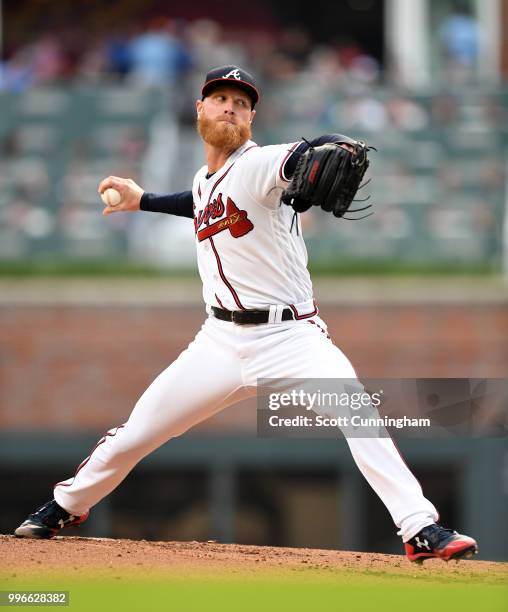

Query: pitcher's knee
<box><xmin>98</xmin><ymin>427</ymin><xmax>156</xmax><ymax>463</ymax></box>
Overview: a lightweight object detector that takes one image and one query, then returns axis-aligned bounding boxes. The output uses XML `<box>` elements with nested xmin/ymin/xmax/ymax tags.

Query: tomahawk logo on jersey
<box><xmin>195</xmin><ymin>195</ymin><xmax>254</xmax><ymax>242</ymax></box>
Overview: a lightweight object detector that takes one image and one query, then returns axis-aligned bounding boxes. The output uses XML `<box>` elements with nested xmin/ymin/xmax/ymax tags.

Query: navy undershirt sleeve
<box><xmin>140</xmin><ymin>191</ymin><xmax>194</xmax><ymax>218</ymax></box>
<box><xmin>283</xmin><ymin>134</ymin><xmax>347</xmax><ymax>178</ymax></box>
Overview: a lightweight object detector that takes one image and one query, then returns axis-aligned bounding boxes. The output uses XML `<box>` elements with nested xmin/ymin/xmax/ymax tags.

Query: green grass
<box><xmin>0</xmin><ymin>257</ymin><xmax>500</xmax><ymax>277</ymax></box>
<box><xmin>2</xmin><ymin>571</ymin><xmax>506</xmax><ymax>612</ymax></box>
<box><xmin>308</xmin><ymin>258</ymin><xmax>500</xmax><ymax>277</ymax></box>
<box><xmin>0</xmin><ymin>259</ymin><xmax>186</xmax><ymax>278</ymax></box>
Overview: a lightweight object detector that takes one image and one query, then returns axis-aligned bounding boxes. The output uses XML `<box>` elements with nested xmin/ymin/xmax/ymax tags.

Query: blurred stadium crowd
<box><xmin>0</xmin><ymin>4</ymin><xmax>506</xmax><ymax>269</ymax></box>
<box><xmin>0</xmin><ymin>4</ymin><xmax>483</xmax><ymax>93</ymax></box>
<box><xmin>0</xmin><ymin>17</ymin><xmax>384</xmax><ymax>93</ymax></box>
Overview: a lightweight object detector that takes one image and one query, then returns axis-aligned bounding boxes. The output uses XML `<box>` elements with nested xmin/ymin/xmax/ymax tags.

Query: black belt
<box><xmin>211</xmin><ymin>306</ymin><xmax>294</xmax><ymax>325</ymax></box>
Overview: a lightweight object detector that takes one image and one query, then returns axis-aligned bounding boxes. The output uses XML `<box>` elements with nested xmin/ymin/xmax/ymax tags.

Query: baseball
<box><xmin>101</xmin><ymin>188</ymin><xmax>122</xmax><ymax>208</ymax></box>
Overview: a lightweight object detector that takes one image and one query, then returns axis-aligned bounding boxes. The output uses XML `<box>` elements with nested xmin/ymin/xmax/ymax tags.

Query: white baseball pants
<box><xmin>54</xmin><ymin>314</ymin><xmax>438</xmax><ymax>541</ymax></box>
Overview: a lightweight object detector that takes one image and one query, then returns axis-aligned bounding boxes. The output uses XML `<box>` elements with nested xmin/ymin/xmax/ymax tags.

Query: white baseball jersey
<box><xmin>192</xmin><ymin>139</ymin><xmax>316</xmax><ymax>315</ymax></box>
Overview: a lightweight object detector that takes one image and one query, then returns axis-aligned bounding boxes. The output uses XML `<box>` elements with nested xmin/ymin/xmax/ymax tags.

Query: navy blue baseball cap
<box><xmin>201</xmin><ymin>65</ymin><xmax>259</xmax><ymax>108</ymax></box>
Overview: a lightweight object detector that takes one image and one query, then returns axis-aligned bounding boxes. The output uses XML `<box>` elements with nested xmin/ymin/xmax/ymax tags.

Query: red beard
<box><xmin>197</xmin><ymin>115</ymin><xmax>251</xmax><ymax>150</ymax></box>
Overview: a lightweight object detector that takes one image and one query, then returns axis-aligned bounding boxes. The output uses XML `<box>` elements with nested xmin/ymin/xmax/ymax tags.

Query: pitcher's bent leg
<box><xmin>54</xmin><ymin>323</ymin><xmax>245</xmax><ymax>515</ymax></box>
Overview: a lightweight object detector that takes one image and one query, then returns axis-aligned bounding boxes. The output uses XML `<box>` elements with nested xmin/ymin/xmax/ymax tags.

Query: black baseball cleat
<box><xmin>14</xmin><ymin>499</ymin><xmax>89</xmax><ymax>539</ymax></box>
<box><xmin>405</xmin><ymin>524</ymin><xmax>478</xmax><ymax>564</ymax></box>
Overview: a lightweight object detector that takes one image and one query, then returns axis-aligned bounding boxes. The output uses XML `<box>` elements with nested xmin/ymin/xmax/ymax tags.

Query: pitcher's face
<box><xmin>196</xmin><ymin>85</ymin><xmax>255</xmax><ymax>150</ymax></box>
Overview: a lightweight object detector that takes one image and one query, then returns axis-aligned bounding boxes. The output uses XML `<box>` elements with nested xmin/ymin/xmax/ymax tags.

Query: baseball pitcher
<box><xmin>15</xmin><ymin>66</ymin><xmax>477</xmax><ymax>564</ymax></box>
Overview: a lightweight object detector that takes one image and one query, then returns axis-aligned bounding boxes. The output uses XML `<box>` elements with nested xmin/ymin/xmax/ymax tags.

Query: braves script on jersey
<box><xmin>192</xmin><ymin>140</ymin><xmax>315</xmax><ymax>313</ymax></box>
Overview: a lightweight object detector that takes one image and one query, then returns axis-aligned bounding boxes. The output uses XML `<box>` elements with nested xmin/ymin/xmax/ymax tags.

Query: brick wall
<box><xmin>1</xmin><ymin>303</ymin><xmax>507</xmax><ymax>431</ymax></box>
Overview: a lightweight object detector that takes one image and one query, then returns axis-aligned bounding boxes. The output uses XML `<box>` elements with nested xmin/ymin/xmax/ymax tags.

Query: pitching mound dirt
<box><xmin>1</xmin><ymin>535</ymin><xmax>506</xmax><ymax>582</ymax></box>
